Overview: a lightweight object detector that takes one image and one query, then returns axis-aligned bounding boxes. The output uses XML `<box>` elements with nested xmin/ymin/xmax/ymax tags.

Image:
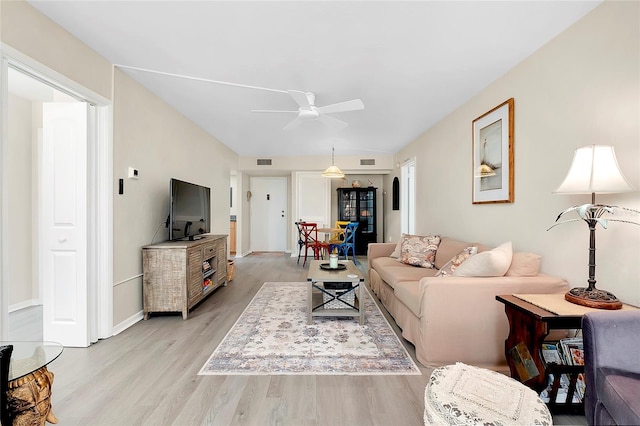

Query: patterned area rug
<box><xmin>199</xmin><ymin>282</ymin><xmax>421</xmax><ymax>375</ymax></box>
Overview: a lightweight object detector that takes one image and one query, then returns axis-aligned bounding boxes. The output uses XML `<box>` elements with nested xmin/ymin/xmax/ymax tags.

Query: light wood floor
<box><xmin>43</xmin><ymin>253</ymin><xmax>585</xmax><ymax>425</ymax></box>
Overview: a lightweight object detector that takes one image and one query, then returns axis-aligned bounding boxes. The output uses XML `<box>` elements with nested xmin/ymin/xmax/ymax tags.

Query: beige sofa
<box><xmin>367</xmin><ymin>237</ymin><xmax>569</xmax><ymax>370</ymax></box>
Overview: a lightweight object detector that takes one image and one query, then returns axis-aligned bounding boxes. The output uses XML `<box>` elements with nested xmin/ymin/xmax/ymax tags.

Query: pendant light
<box><xmin>322</xmin><ymin>146</ymin><xmax>345</xmax><ymax>178</ymax></box>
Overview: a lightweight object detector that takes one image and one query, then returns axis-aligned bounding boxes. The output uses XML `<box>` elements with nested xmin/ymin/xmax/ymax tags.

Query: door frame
<box><xmin>249</xmin><ymin>176</ymin><xmax>288</xmax><ymax>252</ymax></box>
<box><xmin>0</xmin><ymin>45</ymin><xmax>113</xmax><ymax>342</ymax></box>
<box><xmin>401</xmin><ymin>157</ymin><xmax>416</xmax><ymax>235</ymax></box>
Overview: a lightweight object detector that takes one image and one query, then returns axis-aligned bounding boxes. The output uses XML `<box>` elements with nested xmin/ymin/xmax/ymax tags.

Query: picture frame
<box><xmin>472</xmin><ymin>98</ymin><xmax>514</xmax><ymax>204</ymax></box>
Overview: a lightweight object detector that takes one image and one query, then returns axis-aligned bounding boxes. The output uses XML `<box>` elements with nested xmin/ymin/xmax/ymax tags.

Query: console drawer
<box><xmin>202</xmin><ymin>243</ymin><xmax>217</xmax><ymax>258</ymax></box>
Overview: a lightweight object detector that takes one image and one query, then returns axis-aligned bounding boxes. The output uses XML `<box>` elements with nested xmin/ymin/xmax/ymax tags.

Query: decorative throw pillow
<box><xmin>390</xmin><ymin>237</ymin><xmax>403</xmax><ymax>259</ymax></box>
<box><xmin>400</xmin><ymin>234</ymin><xmax>441</xmax><ymax>268</ymax></box>
<box><xmin>452</xmin><ymin>241</ymin><xmax>513</xmax><ymax>277</ymax></box>
<box><xmin>435</xmin><ymin>246</ymin><xmax>478</xmax><ymax>277</ymax></box>
<box><xmin>505</xmin><ymin>252</ymin><xmax>541</xmax><ymax>277</ymax></box>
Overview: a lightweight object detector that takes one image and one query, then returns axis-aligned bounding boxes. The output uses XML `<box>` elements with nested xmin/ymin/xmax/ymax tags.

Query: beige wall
<box><xmin>2</xmin><ymin>1</ymin><xmax>239</xmax><ymax>328</ymax></box>
<box><xmin>112</xmin><ymin>69</ymin><xmax>237</xmax><ymax>325</ymax></box>
<box><xmin>1</xmin><ymin>1</ymin><xmax>112</xmax><ymax>100</ymax></box>
<box><xmin>388</xmin><ymin>0</ymin><xmax>640</xmax><ymax>305</ymax></box>
<box><xmin>7</xmin><ymin>94</ymin><xmax>34</xmax><ymax>306</ymax></box>
<box><xmin>3</xmin><ymin>0</ymin><xmax>638</xmax><ymax>332</ymax></box>
<box><xmin>238</xmin><ymin>154</ymin><xmax>394</xmax><ymax>173</ymax></box>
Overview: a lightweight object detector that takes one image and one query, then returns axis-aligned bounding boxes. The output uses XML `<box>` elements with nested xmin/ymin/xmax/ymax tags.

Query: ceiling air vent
<box><xmin>360</xmin><ymin>159</ymin><xmax>376</xmax><ymax>166</ymax></box>
<box><xmin>256</xmin><ymin>159</ymin><xmax>272</xmax><ymax>166</ymax></box>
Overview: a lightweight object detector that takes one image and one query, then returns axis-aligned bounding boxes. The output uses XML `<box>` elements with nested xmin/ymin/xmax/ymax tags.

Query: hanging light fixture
<box><xmin>322</xmin><ymin>146</ymin><xmax>345</xmax><ymax>178</ymax></box>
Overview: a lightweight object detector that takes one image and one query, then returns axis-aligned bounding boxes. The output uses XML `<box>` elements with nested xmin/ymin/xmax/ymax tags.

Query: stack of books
<box><xmin>539</xmin><ymin>337</ymin><xmax>585</xmax><ymax>404</ymax></box>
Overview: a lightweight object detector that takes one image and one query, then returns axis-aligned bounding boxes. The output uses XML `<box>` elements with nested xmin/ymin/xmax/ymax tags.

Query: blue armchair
<box><xmin>582</xmin><ymin>310</ymin><xmax>640</xmax><ymax>426</ymax></box>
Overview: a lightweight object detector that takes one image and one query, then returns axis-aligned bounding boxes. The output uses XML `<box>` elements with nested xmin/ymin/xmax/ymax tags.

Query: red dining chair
<box><xmin>299</xmin><ymin>222</ymin><xmax>328</xmax><ymax>266</ymax></box>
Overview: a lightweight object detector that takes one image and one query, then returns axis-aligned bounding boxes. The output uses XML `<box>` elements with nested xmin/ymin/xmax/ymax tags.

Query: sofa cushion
<box><xmin>370</xmin><ymin>257</ymin><xmax>437</xmax><ymax>289</ymax></box>
<box><xmin>393</xmin><ymin>281</ymin><xmax>423</xmax><ymax>317</ymax></box>
<box><xmin>436</xmin><ymin>246</ymin><xmax>478</xmax><ymax>277</ymax></box>
<box><xmin>400</xmin><ymin>234</ymin><xmax>441</xmax><ymax>268</ymax></box>
<box><xmin>598</xmin><ymin>367</ymin><xmax>640</xmax><ymax>426</ymax></box>
<box><xmin>453</xmin><ymin>241</ymin><xmax>513</xmax><ymax>277</ymax></box>
<box><xmin>434</xmin><ymin>237</ymin><xmax>474</xmax><ymax>270</ymax></box>
<box><xmin>505</xmin><ymin>252</ymin><xmax>541</xmax><ymax>277</ymax></box>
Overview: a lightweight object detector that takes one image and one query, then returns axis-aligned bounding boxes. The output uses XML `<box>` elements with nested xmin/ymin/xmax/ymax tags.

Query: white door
<box><xmin>250</xmin><ymin>177</ymin><xmax>287</xmax><ymax>251</ymax></box>
<box><xmin>401</xmin><ymin>159</ymin><xmax>416</xmax><ymax>235</ymax></box>
<box><xmin>42</xmin><ymin>102</ymin><xmax>89</xmax><ymax>347</ymax></box>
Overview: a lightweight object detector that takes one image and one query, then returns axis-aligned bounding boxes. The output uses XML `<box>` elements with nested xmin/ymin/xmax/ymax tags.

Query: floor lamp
<box><xmin>550</xmin><ymin>145</ymin><xmax>637</xmax><ymax>309</ymax></box>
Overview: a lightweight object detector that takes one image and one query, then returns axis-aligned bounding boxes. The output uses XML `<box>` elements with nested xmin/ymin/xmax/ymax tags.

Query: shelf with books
<box><xmin>540</xmin><ymin>337</ymin><xmax>585</xmax><ymax>412</ymax></box>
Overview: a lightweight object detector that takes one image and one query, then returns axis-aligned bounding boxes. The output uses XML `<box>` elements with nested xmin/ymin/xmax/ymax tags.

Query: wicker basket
<box><xmin>227</xmin><ymin>259</ymin><xmax>235</xmax><ymax>281</ymax></box>
<box><xmin>323</xmin><ymin>282</ymin><xmax>355</xmax><ymax>309</ymax></box>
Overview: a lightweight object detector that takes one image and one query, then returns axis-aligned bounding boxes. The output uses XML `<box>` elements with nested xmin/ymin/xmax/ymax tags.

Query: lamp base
<box><xmin>565</xmin><ymin>287</ymin><xmax>622</xmax><ymax>310</ymax></box>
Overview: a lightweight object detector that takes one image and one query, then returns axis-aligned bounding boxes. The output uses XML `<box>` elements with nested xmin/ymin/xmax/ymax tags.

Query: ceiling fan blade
<box><xmin>288</xmin><ymin>90</ymin><xmax>313</xmax><ymax>109</ymax></box>
<box><xmin>283</xmin><ymin>116</ymin><xmax>303</xmax><ymax>131</ymax></box>
<box><xmin>251</xmin><ymin>110</ymin><xmax>298</xmax><ymax>113</ymax></box>
<box><xmin>318</xmin><ymin>114</ymin><xmax>348</xmax><ymax>130</ymax></box>
<box><xmin>317</xmin><ymin>99</ymin><xmax>364</xmax><ymax>114</ymax></box>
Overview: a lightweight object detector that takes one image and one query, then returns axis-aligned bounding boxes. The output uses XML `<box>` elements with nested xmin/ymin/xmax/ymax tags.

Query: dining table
<box><xmin>316</xmin><ymin>227</ymin><xmax>344</xmax><ymax>256</ymax></box>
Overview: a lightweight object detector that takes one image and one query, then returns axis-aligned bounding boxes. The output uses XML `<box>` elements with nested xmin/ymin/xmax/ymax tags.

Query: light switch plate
<box><xmin>128</xmin><ymin>167</ymin><xmax>139</xmax><ymax>179</ymax></box>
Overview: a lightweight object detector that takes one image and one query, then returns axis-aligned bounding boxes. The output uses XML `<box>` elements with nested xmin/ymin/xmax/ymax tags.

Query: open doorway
<box><xmin>401</xmin><ymin>158</ymin><xmax>416</xmax><ymax>235</ymax></box>
<box><xmin>1</xmin><ymin>53</ymin><xmax>113</xmax><ymax>346</ymax></box>
<box><xmin>5</xmin><ymin>67</ymin><xmax>87</xmax><ymax>342</ymax></box>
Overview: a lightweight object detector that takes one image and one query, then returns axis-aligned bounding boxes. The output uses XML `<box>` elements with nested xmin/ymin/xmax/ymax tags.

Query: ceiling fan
<box><xmin>113</xmin><ymin>65</ymin><xmax>364</xmax><ymax>130</ymax></box>
<box><xmin>252</xmin><ymin>90</ymin><xmax>364</xmax><ymax>130</ymax></box>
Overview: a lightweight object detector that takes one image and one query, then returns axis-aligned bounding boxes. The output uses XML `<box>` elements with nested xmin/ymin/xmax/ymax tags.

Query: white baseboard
<box><xmin>9</xmin><ymin>299</ymin><xmax>41</xmax><ymax>313</ymax></box>
<box><xmin>236</xmin><ymin>250</ymin><xmax>252</xmax><ymax>258</ymax></box>
<box><xmin>112</xmin><ymin>310</ymin><xmax>144</xmax><ymax>336</ymax></box>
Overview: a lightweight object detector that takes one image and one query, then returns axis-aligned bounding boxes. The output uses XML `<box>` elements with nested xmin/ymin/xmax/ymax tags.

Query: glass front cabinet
<box><xmin>337</xmin><ymin>187</ymin><xmax>377</xmax><ymax>255</ymax></box>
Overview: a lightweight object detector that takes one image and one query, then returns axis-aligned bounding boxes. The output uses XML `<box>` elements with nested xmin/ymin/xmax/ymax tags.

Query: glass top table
<box><xmin>0</xmin><ymin>341</ymin><xmax>63</xmax><ymax>381</ymax></box>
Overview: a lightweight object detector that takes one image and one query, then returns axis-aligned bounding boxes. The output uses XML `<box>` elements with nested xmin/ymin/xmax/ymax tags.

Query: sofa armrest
<box><xmin>417</xmin><ymin>274</ymin><xmax>569</xmax><ymax>367</ymax></box>
<box><xmin>583</xmin><ymin>310</ymin><xmax>640</xmax><ymax>425</ymax></box>
<box><xmin>367</xmin><ymin>242</ymin><xmax>396</xmax><ymax>268</ymax></box>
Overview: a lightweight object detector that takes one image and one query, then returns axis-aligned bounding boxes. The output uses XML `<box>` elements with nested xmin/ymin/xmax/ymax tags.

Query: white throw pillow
<box><xmin>390</xmin><ymin>237</ymin><xmax>403</xmax><ymax>259</ymax></box>
<box><xmin>452</xmin><ymin>241</ymin><xmax>513</xmax><ymax>277</ymax></box>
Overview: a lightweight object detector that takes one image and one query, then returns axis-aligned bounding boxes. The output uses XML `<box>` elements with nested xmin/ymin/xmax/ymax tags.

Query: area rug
<box><xmin>199</xmin><ymin>282</ymin><xmax>421</xmax><ymax>375</ymax></box>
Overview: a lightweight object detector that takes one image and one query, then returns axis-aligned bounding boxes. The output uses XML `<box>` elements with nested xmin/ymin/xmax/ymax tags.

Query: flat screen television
<box><xmin>169</xmin><ymin>178</ymin><xmax>211</xmax><ymax>241</ymax></box>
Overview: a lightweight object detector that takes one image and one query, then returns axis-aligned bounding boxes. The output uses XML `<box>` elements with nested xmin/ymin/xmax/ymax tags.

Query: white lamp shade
<box><xmin>322</xmin><ymin>165</ymin><xmax>345</xmax><ymax>178</ymax></box>
<box><xmin>322</xmin><ymin>146</ymin><xmax>345</xmax><ymax>178</ymax></box>
<box><xmin>554</xmin><ymin>145</ymin><xmax>634</xmax><ymax>194</ymax></box>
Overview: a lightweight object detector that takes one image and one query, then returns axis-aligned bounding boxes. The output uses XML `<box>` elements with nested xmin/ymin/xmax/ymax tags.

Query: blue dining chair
<box><xmin>330</xmin><ymin>222</ymin><xmax>358</xmax><ymax>263</ymax></box>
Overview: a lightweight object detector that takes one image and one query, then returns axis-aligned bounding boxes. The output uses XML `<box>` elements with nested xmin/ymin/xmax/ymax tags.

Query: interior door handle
<box><xmin>58</xmin><ymin>237</ymin><xmax>67</xmax><ymax>243</ymax></box>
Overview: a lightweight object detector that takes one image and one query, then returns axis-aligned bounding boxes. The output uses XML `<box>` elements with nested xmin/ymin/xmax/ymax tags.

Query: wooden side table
<box><xmin>495</xmin><ymin>295</ymin><xmax>584</xmax><ymax>414</ymax></box>
<box><xmin>496</xmin><ymin>294</ymin><xmax>639</xmax><ymax>414</ymax></box>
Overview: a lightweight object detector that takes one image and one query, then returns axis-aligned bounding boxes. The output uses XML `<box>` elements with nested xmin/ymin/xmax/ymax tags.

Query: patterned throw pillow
<box><xmin>400</xmin><ymin>234</ymin><xmax>441</xmax><ymax>268</ymax></box>
<box><xmin>435</xmin><ymin>246</ymin><xmax>478</xmax><ymax>277</ymax></box>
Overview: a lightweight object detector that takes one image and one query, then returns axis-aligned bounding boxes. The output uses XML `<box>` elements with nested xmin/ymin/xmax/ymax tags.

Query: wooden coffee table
<box><xmin>306</xmin><ymin>259</ymin><xmax>364</xmax><ymax>325</ymax></box>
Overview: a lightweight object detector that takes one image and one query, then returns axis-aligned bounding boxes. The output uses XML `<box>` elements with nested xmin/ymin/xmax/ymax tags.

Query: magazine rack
<box><xmin>496</xmin><ymin>295</ymin><xmax>584</xmax><ymax>414</ymax></box>
<box><xmin>543</xmin><ymin>362</ymin><xmax>584</xmax><ymax>413</ymax></box>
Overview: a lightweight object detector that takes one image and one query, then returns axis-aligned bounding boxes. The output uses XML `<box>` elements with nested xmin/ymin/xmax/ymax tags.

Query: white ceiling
<box><xmin>27</xmin><ymin>1</ymin><xmax>601</xmax><ymax>158</ymax></box>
